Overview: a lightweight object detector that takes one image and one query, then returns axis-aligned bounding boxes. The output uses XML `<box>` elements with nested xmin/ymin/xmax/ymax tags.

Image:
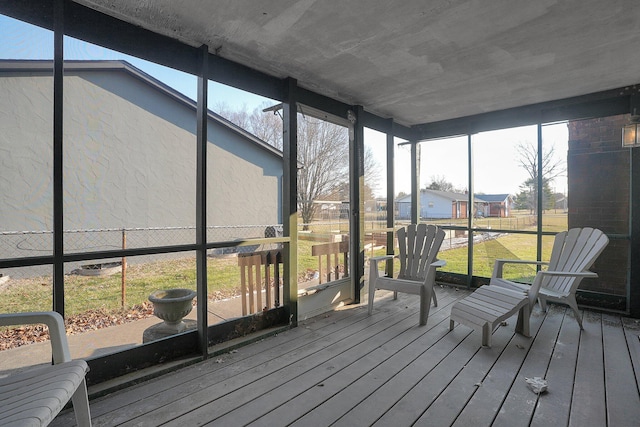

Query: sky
<box><xmin>2</xmin><ymin>14</ymin><xmax>569</xmax><ymax>199</ymax></box>
<box><xmin>0</xmin><ymin>15</ymin><xmax>271</xmax><ymax>112</ymax></box>
<box><xmin>366</xmin><ymin>121</ymin><xmax>568</xmax><ymax>198</ymax></box>
<box><xmin>416</xmin><ymin>124</ymin><xmax>568</xmax><ymax>196</ymax></box>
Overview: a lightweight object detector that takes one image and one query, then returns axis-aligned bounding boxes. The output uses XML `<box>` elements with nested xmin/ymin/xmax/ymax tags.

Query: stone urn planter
<box><xmin>148</xmin><ymin>288</ymin><xmax>197</xmax><ymax>333</ymax></box>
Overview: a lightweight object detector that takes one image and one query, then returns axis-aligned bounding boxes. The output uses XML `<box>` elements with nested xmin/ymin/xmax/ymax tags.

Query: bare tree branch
<box><xmin>215</xmin><ymin>103</ymin><xmax>356</xmax><ymax>229</ymax></box>
<box><xmin>516</xmin><ymin>141</ymin><xmax>566</xmax><ymax>214</ymax></box>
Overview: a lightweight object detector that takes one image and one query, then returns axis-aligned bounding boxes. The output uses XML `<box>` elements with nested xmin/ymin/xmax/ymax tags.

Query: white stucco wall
<box><xmin>0</xmin><ymin>73</ymin><xmax>54</xmax><ymax>233</ymax></box>
<box><xmin>0</xmin><ymin>69</ymin><xmax>281</xmax><ymax>246</ymax></box>
<box><xmin>206</xmin><ymin>120</ymin><xmax>280</xmax><ymax>229</ymax></box>
<box><xmin>62</xmin><ymin>72</ymin><xmax>198</xmax><ymax>230</ymax></box>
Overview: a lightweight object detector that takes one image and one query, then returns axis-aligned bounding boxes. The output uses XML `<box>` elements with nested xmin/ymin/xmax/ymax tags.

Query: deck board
<box><xmin>216</xmin><ymin>293</ymin><xmax>459</xmax><ymax>426</ymax></box>
<box><xmin>601</xmin><ymin>313</ymin><xmax>640</xmax><ymax>426</ymax></box>
<box><xmin>369</xmin><ymin>331</ymin><xmax>481</xmax><ymax>426</ymax></box>
<box><xmin>417</xmin><ymin>304</ymin><xmax>550</xmax><ymax>427</ymax></box>
<box><xmin>448</xmin><ymin>305</ymin><xmax>545</xmax><ymax>427</ymax></box>
<box><xmin>251</xmin><ymin>293</ymin><xmax>460</xmax><ymax>427</ymax></box>
<box><xmin>412</xmin><ymin>327</ymin><xmax>514</xmax><ymax>426</ymax></box>
<box><xmin>491</xmin><ymin>303</ymin><xmax>566</xmax><ymax>427</ymax></box>
<box><xmin>331</xmin><ymin>315</ymin><xmax>470</xmax><ymax>426</ymax></box>
<box><xmin>529</xmin><ymin>307</ymin><xmax>581</xmax><ymax>427</ymax></box>
<box><xmin>89</xmin><ymin>302</ymin><xmax>363</xmax><ymax>425</ymax></box>
<box><xmin>569</xmin><ymin>310</ymin><xmax>607</xmax><ymax>427</ymax></box>
<box><xmin>48</xmin><ymin>285</ymin><xmax>640</xmax><ymax>427</ymax></box>
<box><xmin>119</xmin><ymin>293</ymin><xmax>431</xmax><ymax>426</ymax></box>
<box><xmin>622</xmin><ymin>317</ymin><xmax>640</xmax><ymax>396</ymax></box>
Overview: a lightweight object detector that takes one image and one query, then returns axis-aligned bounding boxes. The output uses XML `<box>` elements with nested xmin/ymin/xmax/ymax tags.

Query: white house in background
<box><xmin>396</xmin><ymin>190</ymin><xmax>468</xmax><ymax>219</ymax></box>
<box><xmin>395</xmin><ymin>190</ymin><xmax>512</xmax><ymax>219</ymax></box>
<box><xmin>474</xmin><ymin>193</ymin><xmax>512</xmax><ymax>218</ymax></box>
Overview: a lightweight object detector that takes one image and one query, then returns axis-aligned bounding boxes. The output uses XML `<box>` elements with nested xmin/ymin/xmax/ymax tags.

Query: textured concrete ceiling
<box><xmin>76</xmin><ymin>0</ymin><xmax>640</xmax><ymax>126</ymax></box>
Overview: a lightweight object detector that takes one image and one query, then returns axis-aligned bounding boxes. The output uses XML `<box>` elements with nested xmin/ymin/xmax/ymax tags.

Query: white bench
<box><xmin>449</xmin><ymin>285</ymin><xmax>530</xmax><ymax>348</ymax></box>
<box><xmin>0</xmin><ymin>312</ymin><xmax>91</xmax><ymax>426</ymax></box>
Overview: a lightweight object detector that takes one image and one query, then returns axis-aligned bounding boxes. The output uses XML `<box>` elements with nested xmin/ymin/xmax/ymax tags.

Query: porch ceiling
<box><xmin>76</xmin><ymin>0</ymin><xmax>640</xmax><ymax>127</ymax></box>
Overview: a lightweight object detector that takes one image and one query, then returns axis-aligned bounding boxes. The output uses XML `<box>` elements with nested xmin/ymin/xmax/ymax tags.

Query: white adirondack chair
<box><xmin>490</xmin><ymin>227</ymin><xmax>609</xmax><ymax>329</ymax></box>
<box><xmin>0</xmin><ymin>311</ymin><xmax>92</xmax><ymax>426</ymax></box>
<box><xmin>368</xmin><ymin>224</ymin><xmax>445</xmax><ymax>326</ymax></box>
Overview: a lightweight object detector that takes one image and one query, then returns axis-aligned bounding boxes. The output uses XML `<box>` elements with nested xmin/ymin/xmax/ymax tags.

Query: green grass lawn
<box><xmin>0</xmin><ymin>240</ymin><xmax>324</xmax><ymax>316</ymax></box>
<box><xmin>440</xmin><ymin>232</ymin><xmax>552</xmax><ymax>281</ymax></box>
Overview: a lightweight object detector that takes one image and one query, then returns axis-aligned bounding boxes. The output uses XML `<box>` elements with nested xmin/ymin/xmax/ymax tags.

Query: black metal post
<box><xmin>386</xmin><ymin>119</ymin><xmax>395</xmax><ymax>276</ymax></box>
<box><xmin>411</xmin><ymin>141</ymin><xmax>419</xmax><ymax>224</ymax></box>
<box><xmin>53</xmin><ymin>0</ymin><xmax>65</xmax><ymax>315</ymax></box>
<box><xmin>196</xmin><ymin>44</ymin><xmax>209</xmax><ymax>356</ymax></box>
<box><xmin>626</xmin><ymin>96</ymin><xmax>640</xmax><ymax>317</ymax></box>
<box><xmin>283</xmin><ymin>77</ymin><xmax>298</xmax><ymax>326</ymax></box>
<box><xmin>467</xmin><ymin>134</ymin><xmax>474</xmax><ymax>288</ymax></box>
<box><xmin>349</xmin><ymin>106</ymin><xmax>365</xmax><ymax>303</ymax></box>
<box><xmin>630</xmin><ymin>134</ymin><xmax>640</xmax><ymax>317</ymax></box>
<box><xmin>537</xmin><ymin>123</ymin><xmax>543</xmax><ymax>264</ymax></box>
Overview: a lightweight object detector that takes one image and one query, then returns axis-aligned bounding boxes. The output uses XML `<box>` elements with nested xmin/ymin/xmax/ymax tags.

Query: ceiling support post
<box><xmin>349</xmin><ymin>106</ymin><xmax>365</xmax><ymax>303</ymax></box>
<box><xmin>283</xmin><ymin>77</ymin><xmax>299</xmax><ymax>326</ymax></box>
<box><xmin>386</xmin><ymin>119</ymin><xmax>395</xmax><ymax>277</ymax></box>
<box><xmin>196</xmin><ymin>45</ymin><xmax>209</xmax><ymax>356</ymax></box>
<box><xmin>410</xmin><ymin>141</ymin><xmax>420</xmax><ymax>225</ymax></box>
<box><xmin>53</xmin><ymin>0</ymin><xmax>65</xmax><ymax>315</ymax></box>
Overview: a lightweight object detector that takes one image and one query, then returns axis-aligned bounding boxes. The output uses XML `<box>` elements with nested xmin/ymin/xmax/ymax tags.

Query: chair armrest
<box><xmin>537</xmin><ymin>270</ymin><xmax>598</xmax><ymax>279</ymax></box>
<box><xmin>492</xmin><ymin>259</ymin><xmax>549</xmax><ymax>279</ymax></box>
<box><xmin>369</xmin><ymin>255</ymin><xmax>395</xmax><ymax>268</ymax></box>
<box><xmin>0</xmin><ymin>311</ymin><xmax>71</xmax><ymax>364</ymax></box>
<box><xmin>525</xmin><ymin>270</ymin><xmax>598</xmax><ymax>306</ymax></box>
<box><xmin>368</xmin><ymin>255</ymin><xmax>395</xmax><ymax>284</ymax></box>
<box><xmin>431</xmin><ymin>259</ymin><xmax>446</xmax><ymax>268</ymax></box>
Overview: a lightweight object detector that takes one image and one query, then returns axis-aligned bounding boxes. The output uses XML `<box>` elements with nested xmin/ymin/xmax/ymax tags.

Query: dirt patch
<box><xmin>0</xmin><ymin>302</ymin><xmax>155</xmax><ymax>351</ymax></box>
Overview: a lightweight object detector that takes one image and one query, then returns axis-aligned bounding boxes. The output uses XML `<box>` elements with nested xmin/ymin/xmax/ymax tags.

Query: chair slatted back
<box><xmin>543</xmin><ymin>227</ymin><xmax>609</xmax><ymax>295</ymax></box>
<box><xmin>397</xmin><ymin>224</ymin><xmax>445</xmax><ymax>281</ymax></box>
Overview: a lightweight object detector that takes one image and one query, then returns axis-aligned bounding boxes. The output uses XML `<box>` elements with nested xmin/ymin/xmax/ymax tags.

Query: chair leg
<box><xmin>515</xmin><ymin>304</ymin><xmax>531</xmax><ymax>338</ymax></box>
<box><xmin>538</xmin><ymin>296</ymin><xmax>548</xmax><ymax>312</ymax></box>
<box><xmin>449</xmin><ymin>319</ymin><xmax>455</xmax><ymax>331</ymax></box>
<box><xmin>482</xmin><ymin>323</ymin><xmax>492</xmax><ymax>348</ymax></box>
<box><xmin>431</xmin><ymin>286</ymin><xmax>438</xmax><ymax>307</ymax></box>
<box><xmin>566</xmin><ymin>297</ymin><xmax>584</xmax><ymax>330</ymax></box>
<box><xmin>368</xmin><ymin>282</ymin><xmax>375</xmax><ymax>315</ymax></box>
<box><xmin>393</xmin><ymin>290</ymin><xmax>398</xmax><ymax>300</ymax></box>
<box><xmin>419</xmin><ymin>285</ymin><xmax>431</xmax><ymax>326</ymax></box>
<box><xmin>368</xmin><ymin>262</ymin><xmax>378</xmax><ymax>316</ymax></box>
<box><xmin>71</xmin><ymin>379</ymin><xmax>92</xmax><ymax>427</ymax></box>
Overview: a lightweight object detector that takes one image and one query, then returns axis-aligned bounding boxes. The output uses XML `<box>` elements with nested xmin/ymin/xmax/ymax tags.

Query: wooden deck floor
<box><xmin>51</xmin><ymin>285</ymin><xmax>640</xmax><ymax>427</ymax></box>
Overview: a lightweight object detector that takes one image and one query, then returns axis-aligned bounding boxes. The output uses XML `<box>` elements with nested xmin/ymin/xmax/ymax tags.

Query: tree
<box><xmin>297</xmin><ymin>116</ymin><xmax>349</xmax><ymax>228</ymax></box>
<box><xmin>214</xmin><ymin>101</ymin><xmax>282</xmax><ymax>148</ymax></box>
<box><xmin>515</xmin><ymin>141</ymin><xmax>565</xmax><ymax>215</ymax></box>
<box><xmin>214</xmin><ymin>103</ymin><xmax>380</xmax><ymax>229</ymax></box>
<box><xmin>513</xmin><ymin>183</ymin><xmax>531</xmax><ymax>210</ymax></box>
<box><xmin>515</xmin><ymin>177</ymin><xmax>554</xmax><ymax>213</ymax></box>
<box><xmin>425</xmin><ymin>175</ymin><xmax>461</xmax><ymax>193</ymax></box>
<box><xmin>296</xmin><ymin>122</ymin><xmax>380</xmax><ymax>228</ymax></box>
